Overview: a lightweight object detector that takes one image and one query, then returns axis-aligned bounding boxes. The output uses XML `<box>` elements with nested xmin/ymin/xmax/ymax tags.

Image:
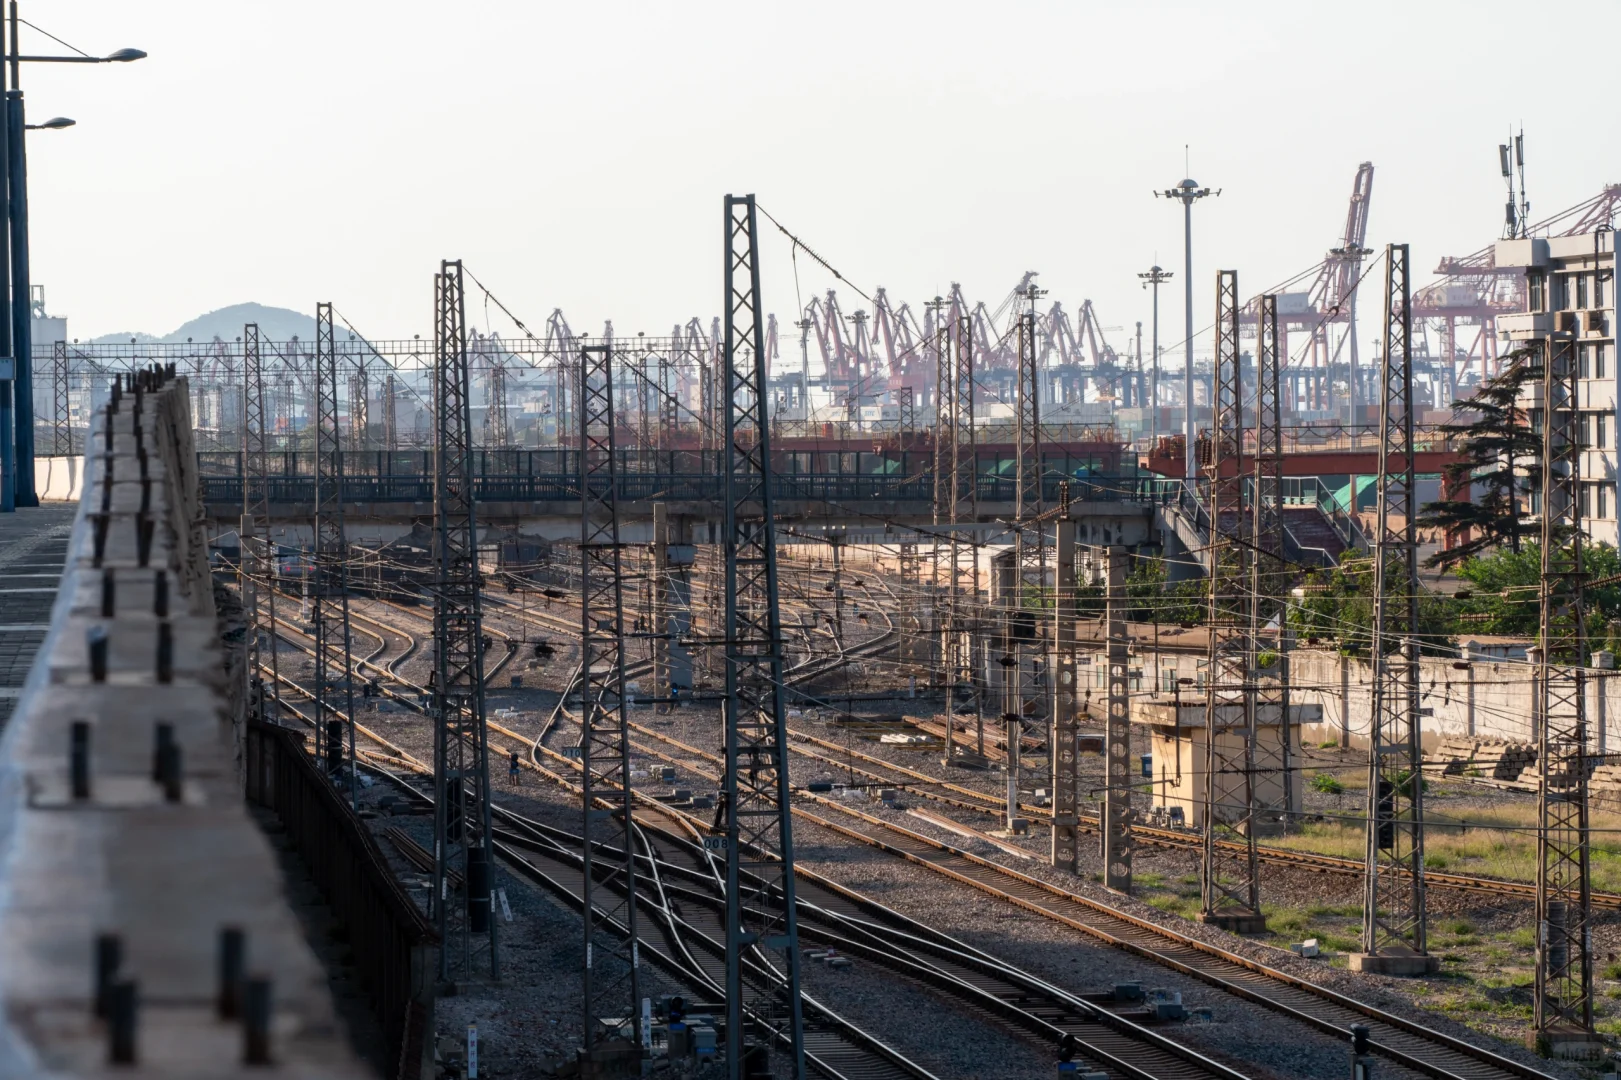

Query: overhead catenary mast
<box><xmin>719</xmin><ymin>194</ymin><xmax>806</xmax><ymax>1079</ymax></box>
<box><xmin>431</xmin><ymin>261</ymin><xmax>499</xmax><ymax>982</ymax></box>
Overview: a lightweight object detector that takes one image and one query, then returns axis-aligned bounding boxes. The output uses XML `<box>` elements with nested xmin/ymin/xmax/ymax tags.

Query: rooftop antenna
<box><xmin>1500</xmin><ymin>127</ymin><xmax>1528</xmax><ymax>239</ymax></box>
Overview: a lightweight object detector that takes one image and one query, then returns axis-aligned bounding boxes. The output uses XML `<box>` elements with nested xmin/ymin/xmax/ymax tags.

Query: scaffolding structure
<box><xmin>719</xmin><ymin>194</ymin><xmax>806</xmax><ymax>1079</ymax></box>
<box><xmin>576</xmin><ymin>342</ymin><xmax>644</xmax><ymax>1058</ymax></box>
<box><xmin>431</xmin><ymin>261</ymin><xmax>498</xmax><ymax>982</ymax></box>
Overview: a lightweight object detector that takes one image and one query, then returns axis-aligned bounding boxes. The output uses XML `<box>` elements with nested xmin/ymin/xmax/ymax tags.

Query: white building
<box><xmin>1496</xmin><ymin>232</ymin><xmax>1617</xmax><ymax>546</ymax></box>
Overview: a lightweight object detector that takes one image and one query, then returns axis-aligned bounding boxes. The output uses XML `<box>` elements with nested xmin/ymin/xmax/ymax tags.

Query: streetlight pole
<box><xmin>1138</xmin><ymin>264</ymin><xmax>1172</xmax><ymax>454</ymax></box>
<box><xmin>4</xmin><ymin>3</ymin><xmax>143</xmax><ymax>507</ymax></box>
<box><xmin>1157</xmin><ymin>178</ymin><xmax>1217</xmax><ymax>479</ymax></box>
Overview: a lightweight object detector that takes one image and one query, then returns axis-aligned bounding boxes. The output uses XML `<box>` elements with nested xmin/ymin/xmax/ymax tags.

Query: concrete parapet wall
<box><xmin>0</xmin><ymin>372</ymin><xmax>371</xmax><ymax>1077</ymax></box>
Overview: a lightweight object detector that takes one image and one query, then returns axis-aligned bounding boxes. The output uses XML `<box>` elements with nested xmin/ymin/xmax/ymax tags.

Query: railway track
<box><xmin>618</xmin><ymin>722</ymin><xmax>1559</xmax><ymax>1080</ymax></box>
<box><xmin>256</xmin><ymin>562</ymin><xmax>1567</xmax><ymax>1080</ymax></box>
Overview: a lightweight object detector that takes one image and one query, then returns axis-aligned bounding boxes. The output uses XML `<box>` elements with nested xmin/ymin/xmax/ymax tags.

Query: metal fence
<box><xmin>245</xmin><ymin>721</ymin><xmax>436</xmax><ymax>1080</ymax></box>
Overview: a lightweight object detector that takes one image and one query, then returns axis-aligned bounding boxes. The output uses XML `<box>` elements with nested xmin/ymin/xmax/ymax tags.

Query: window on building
<box><xmin>1602</xmin><ymin>484</ymin><xmax>1611</xmax><ymax>520</ymax></box>
<box><xmin>1598</xmin><ymin>274</ymin><xmax>1609</xmax><ymax>309</ymax></box>
<box><xmin>1599</xmin><ymin>343</ymin><xmax>1609</xmax><ymax>380</ymax></box>
<box><xmin>1584</xmin><ymin>483</ymin><xmax>1594</xmax><ymax>518</ymax></box>
<box><xmin>1578</xmin><ymin>273</ymin><xmax>1591</xmax><ymax>310</ymax></box>
<box><xmin>1582</xmin><ymin>348</ymin><xmax>1593</xmax><ymax>379</ymax></box>
<box><xmin>1531</xmin><ymin>271</ymin><xmax>1546</xmax><ymax>311</ymax></box>
<box><xmin>1598</xmin><ymin>412</ymin><xmax>1609</xmax><ymax>450</ymax></box>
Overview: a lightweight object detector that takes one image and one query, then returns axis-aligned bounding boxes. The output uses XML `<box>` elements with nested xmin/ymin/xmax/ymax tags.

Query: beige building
<box><xmin>1131</xmin><ymin>699</ymin><xmax>1320</xmax><ymax>831</ymax></box>
<box><xmin>1496</xmin><ymin>231</ymin><xmax>1616</xmax><ymax>546</ymax></box>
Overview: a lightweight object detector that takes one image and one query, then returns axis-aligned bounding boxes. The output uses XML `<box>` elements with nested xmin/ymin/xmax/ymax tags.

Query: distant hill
<box><xmin>89</xmin><ymin>302</ymin><xmax>317</xmax><ymax>345</ymax></box>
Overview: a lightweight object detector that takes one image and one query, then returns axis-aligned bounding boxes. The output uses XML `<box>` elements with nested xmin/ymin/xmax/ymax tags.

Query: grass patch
<box><xmin>1267</xmin><ymin>801</ymin><xmax>1621</xmax><ymax>892</ymax></box>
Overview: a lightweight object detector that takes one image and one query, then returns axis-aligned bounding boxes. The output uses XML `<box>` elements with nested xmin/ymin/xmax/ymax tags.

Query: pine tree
<box><xmin>1416</xmin><ymin>348</ymin><xmax>1542</xmax><ymax>569</ymax></box>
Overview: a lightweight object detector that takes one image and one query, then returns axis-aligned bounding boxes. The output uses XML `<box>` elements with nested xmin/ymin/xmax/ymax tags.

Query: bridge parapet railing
<box><xmin>0</xmin><ymin>369</ymin><xmax>371</xmax><ymax>1077</ymax></box>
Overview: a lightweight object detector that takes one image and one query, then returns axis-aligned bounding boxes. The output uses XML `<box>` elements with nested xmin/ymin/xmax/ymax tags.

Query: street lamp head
<box><xmin>104</xmin><ymin>48</ymin><xmax>146</xmax><ymax>63</ymax></box>
<box><xmin>27</xmin><ymin>116</ymin><xmax>75</xmax><ymax>130</ymax></box>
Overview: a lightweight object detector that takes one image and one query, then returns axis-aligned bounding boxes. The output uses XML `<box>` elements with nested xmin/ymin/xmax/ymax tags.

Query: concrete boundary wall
<box><xmin>1118</xmin><ymin>644</ymin><xmax>1613</xmax><ymax>754</ymax></box>
<box><xmin>0</xmin><ymin>373</ymin><xmax>370</xmax><ymax>1078</ymax></box>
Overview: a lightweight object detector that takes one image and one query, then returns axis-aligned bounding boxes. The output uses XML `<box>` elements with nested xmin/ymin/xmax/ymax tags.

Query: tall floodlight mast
<box><xmin>1138</xmin><ymin>265</ymin><xmax>1172</xmax><ymax>450</ymax></box>
<box><xmin>719</xmin><ymin>194</ymin><xmax>806</xmax><ymax>1080</ymax></box>
<box><xmin>576</xmin><ymin>342</ymin><xmax>644</xmax><ymax>1064</ymax></box>
<box><xmin>1534</xmin><ymin>283</ymin><xmax>1595</xmax><ymax>1046</ymax></box>
<box><xmin>431</xmin><ymin>261</ymin><xmax>499</xmax><ymax>982</ymax></box>
<box><xmin>1354</xmin><ymin>244</ymin><xmax>1437</xmax><ymax>976</ymax></box>
<box><xmin>1157</xmin><ymin>173</ymin><xmax>1217</xmax><ymax>478</ymax></box>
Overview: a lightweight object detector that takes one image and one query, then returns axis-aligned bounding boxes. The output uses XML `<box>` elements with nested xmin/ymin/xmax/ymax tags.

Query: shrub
<box><xmin>1311</xmin><ymin>773</ymin><xmax>1345</xmax><ymax>795</ymax></box>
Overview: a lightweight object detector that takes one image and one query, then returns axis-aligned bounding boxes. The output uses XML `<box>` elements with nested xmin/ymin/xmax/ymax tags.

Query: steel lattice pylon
<box><xmin>1535</xmin><ymin>324</ymin><xmax>1593</xmax><ymax>1038</ymax></box>
<box><xmin>348</xmin><ymin>365</ymin><xmax>369</xmax><ymax>451</ymax></box>
<box><xmin>1005</xmin><ymin>300</ymin><xmax>1047</xmax><ymax>823</ymax></box>
<box><xmin>312</xmin><ymin>303</ymin><xmax>357</xmax><ymax>803</ymax></box>
<box><xmin>487</xmin><ymin>361</ymin><xmax>511</xmax><ymax>449</ymax></box>
<box><xmin>382</xmin><ymin>373</ymin><xmax>398</xmax><ymax>453</ymax></box>
<box><xmin>1251</xmin><ymin>296</ymin><xmax>1292</xmax><ymax>831</ymax></box>
<box><xmin>1360</xmin><ymin>245</ymin><xmax>1430</xmax><ymax>962</ymax></box>
<box><xmin>719</xmin><ymin>194</ymin><xmax>806</xmax><ymax>1080</ymax></box>
<box><xmin>947</xmin><ymin>308</ymin><xmax>979</xmax><ymax>754</ymax></box>
<box><xmin>576</xmin><ymin>343</ymin><xmax>644</xmax><ymax>1057</ymax></box>
<box><xmin>1200</xmin><ymin>269</ymin><xmax>1262</xmax><ymax>929</ymax></box>
<box><xmin>51</xmin><ymin>339</ymin><xmax>69</xmax><ymax>456</ymax></box>
<box><xmin>240</xmin><ymin>323</ymin><xmax>279</xmax><ymax>723</ymax></box>
<box><xmin>432</xmin><ymin>262</ymin><xmax>499</xmax><ymax>982</ymax></box>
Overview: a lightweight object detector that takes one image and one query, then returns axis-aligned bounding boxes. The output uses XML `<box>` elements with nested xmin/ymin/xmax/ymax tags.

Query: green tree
<box><xmin>1450</xmin><ymin>543</ymin><xmax>1621</xmax><ymax>640</ymax></box>
<box><xmin>1123</xmin><ymin>555</ymin><xmax>1206</xmax><ymax>626</ymax></box>
<box><xmin>1416</xmin><ymin>350</ymin><xmax>1541</xmax><ymax>569</ymax></box>
<box><xmin>1290</xmin><ymin>553</ymin><xmax>1456</xmax><ymax>655</ymax></box>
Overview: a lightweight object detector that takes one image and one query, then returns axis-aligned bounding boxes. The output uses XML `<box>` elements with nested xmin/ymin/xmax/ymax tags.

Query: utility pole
<box><xmin>1157</xmin><ymin>176</ymin><xmax>1217</xmax><ymax>479</ymax></box>
<box><xmin>1051</xmin><ymin>517</ymin><xmax>1078</xmax><ymax>872</ymax></box>
<box><xmin>719</xmin><ymin>194</ymin><xmax>805</xmax><ymax>1080</ymax></box>
<box><xmin>576</xmin><ymin>342</ymin><xmax>644</xmax><ymax>1066</ymax></box>
<box><xmin>1354</xmin><ymin>244</ymin><xmax>1437</xmax><ymax>976</ymax></box>
<box><xmin>1199</xmin><ymin>269</ymin><xmax>1264</xmax><ymax>933</ymax></box>
<box><xmin>1102</xmin><ymin>544</ymin><xmax>1133</xmax><ymax>894</ymax></box>
<box><xmin>312</xmin><ymin>303</ymin><xmax>358</xmax><ymax>808</ymax></box>
<box><xmin>1138</xmin><ymin>266</ymin><xmax>1172</xmax><ymax>451</ymax></box>
<box><xmin>431</xmin><ymin>261</ymin><xmax>498</xmax><ymax>983</ymax></box>
<box><xmin>1533</xmin><ymin>280</ymin><xmax>1597</xmax><ymax>1050</ymax></box>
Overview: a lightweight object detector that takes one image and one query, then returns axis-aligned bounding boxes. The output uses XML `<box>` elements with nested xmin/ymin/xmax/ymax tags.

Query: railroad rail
<box><xmin>619</xmin><ymin>723</ymin><xmax>1559</xmax><ymax>1080</ymax></box>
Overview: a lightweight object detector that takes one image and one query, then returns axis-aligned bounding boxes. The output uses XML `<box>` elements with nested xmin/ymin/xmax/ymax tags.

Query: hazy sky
<box><xmin>25</xmin><ymin>1</ymin><xmax>1621</xmax><ymax>359</ymax></box>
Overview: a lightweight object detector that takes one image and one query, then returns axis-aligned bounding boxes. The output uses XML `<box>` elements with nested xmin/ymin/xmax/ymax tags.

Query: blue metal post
<box><xmin>7</xmin><ymin>89</ymin><xmax>33</xmax><ymax>505</ymax></box>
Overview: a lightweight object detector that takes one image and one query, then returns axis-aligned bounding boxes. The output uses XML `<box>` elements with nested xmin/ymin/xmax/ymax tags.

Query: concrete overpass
<box><xmin>0</xmin><ymin>374</ymin><xmax>406</xmax><ymax>1078</ymax></box>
